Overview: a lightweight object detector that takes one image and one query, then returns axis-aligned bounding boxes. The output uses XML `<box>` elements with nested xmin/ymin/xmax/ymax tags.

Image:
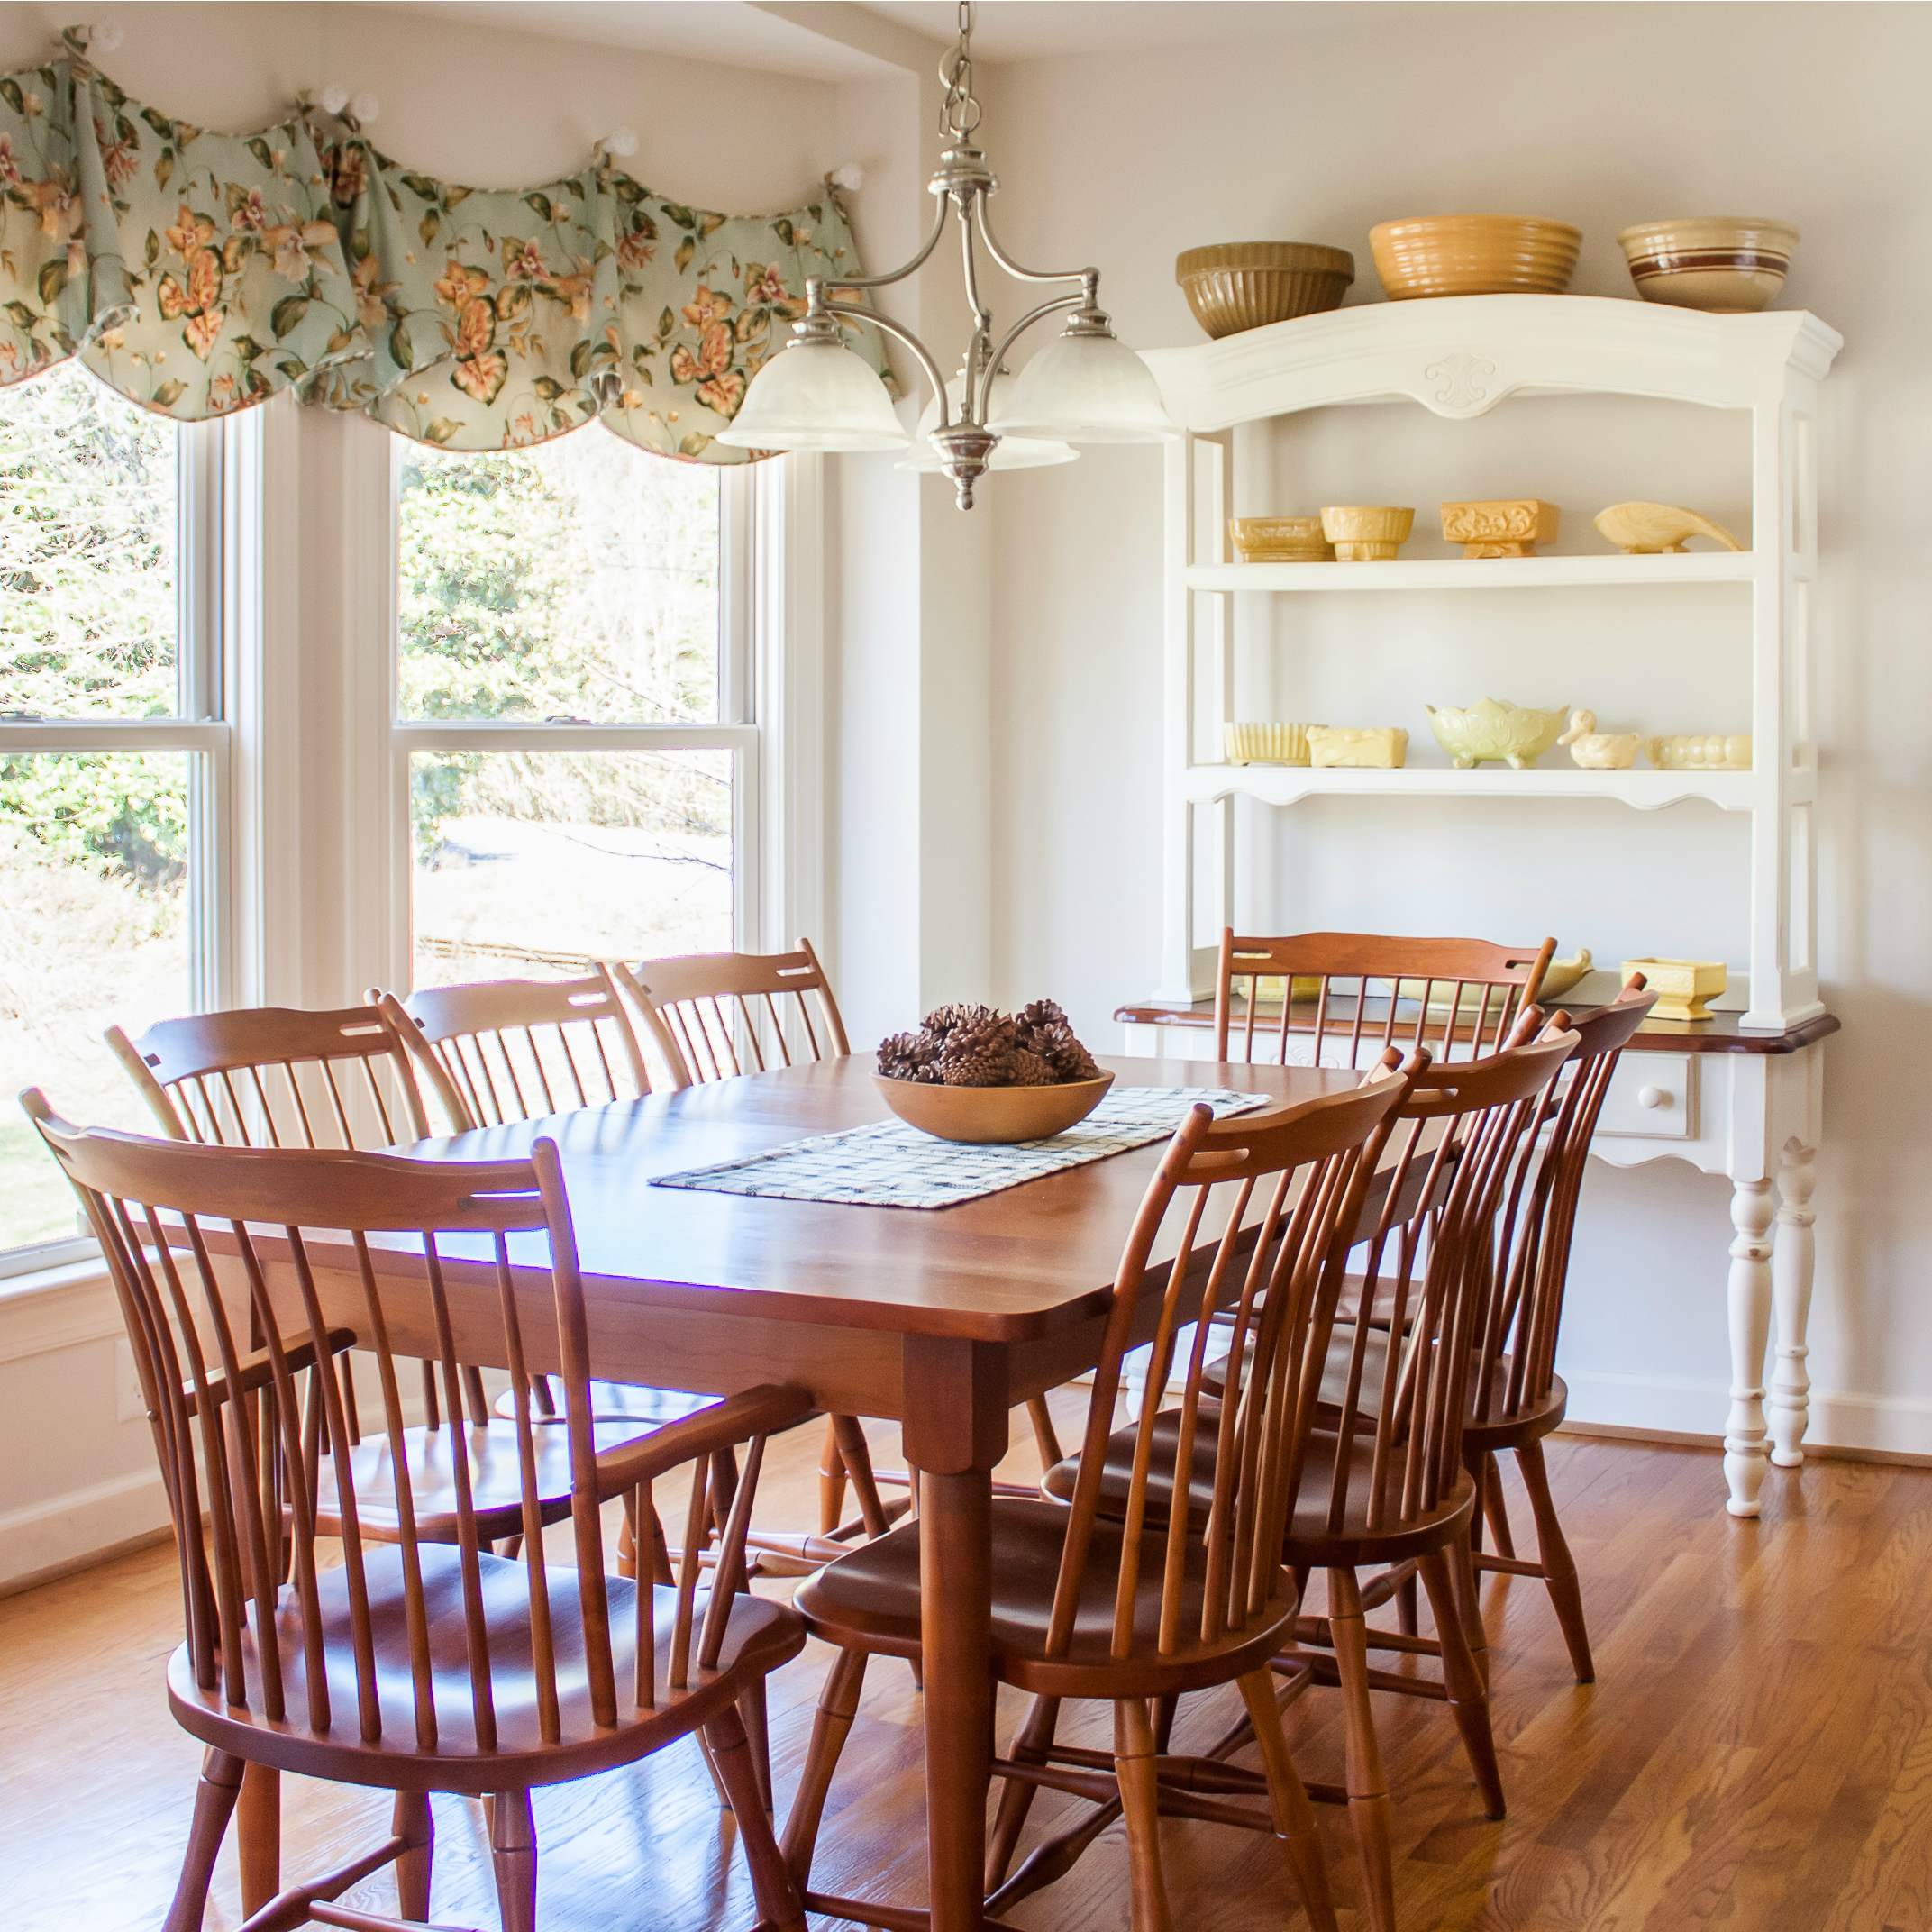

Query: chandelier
<box><xmin>716</xmin><ymin>1</ymin><xmax>1176</xmax><ymax>506</ymax></box>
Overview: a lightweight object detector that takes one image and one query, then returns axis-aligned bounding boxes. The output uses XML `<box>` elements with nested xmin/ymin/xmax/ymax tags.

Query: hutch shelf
<box><xmin>1125</xmin><ymin>295</ymin><xmax>1842</xmax><ymax>1517</ymax></box>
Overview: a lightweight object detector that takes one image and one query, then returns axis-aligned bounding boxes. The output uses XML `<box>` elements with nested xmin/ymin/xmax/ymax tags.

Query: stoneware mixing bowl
<box><xmin>1369</xmin><ymin>215</ymin><xmax>1581</xmax><ymax>299</ymax></box>
<box><xmin>1617</xmin><ymin>218</ymin><xmax>1798</xmax><ymax>313</ymax></box>
<box><xmin>1176</xmin><ymin>242</ymin><xmax>1355</xmax><ymax>338</ymax></box>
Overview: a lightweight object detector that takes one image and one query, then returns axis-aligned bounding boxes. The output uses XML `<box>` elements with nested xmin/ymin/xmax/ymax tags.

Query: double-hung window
<box><xmin>392</xmin><ymin>428</ymin><xmax>754</xmax><ymax>989</ymax></box>
<box><xmin>0</xmin><ymin>364</ymin><xmax>224</xmax><ymax>1271</ymax></box>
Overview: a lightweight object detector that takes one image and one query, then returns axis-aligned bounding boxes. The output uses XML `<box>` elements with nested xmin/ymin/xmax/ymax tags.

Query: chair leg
<box><xmin>617</xmin><ymin>1490</ymin><xmax>639</xmax><ymax>1581</ymax></box>
<box><xmin>987</xmin><ymin>1693</ymin><xmax>1061</xmax><ymax>1890</ymax></box>
<box><xmin>1025</xmin><ymin>1395</ymin><xmax>1064</xmax><ymax>1471</ymax></box>
<box><xmin>162</xmin><ymin>1749</ymin><xmax>243</xmax><ymax>1932</ymax></box>
<box><xmin>708</xmin><ymin>1701</ymin><xmax>808</xmax><ymax>1932</ymax></box>
<box><xmin>1327</xmin><ymin>1568</ymin><xmax>1397</xmax><ymax>1932</ymax></box>
<box><xmin>238</xmin><ymin>1760</ymin><xmax>280</xmax><ymax>1916</ymax></box>
<box><xmin>1237</xmin><ymin>1671</ymin><xmax>1337</xmax><ymax>1932</ymax></box>
<box><xmin>780</xmin><ymin>1646</ymin><xmax>870</xmax><ymax>1890</ymax></box>
<box><xmin>1418</xmin><ymin>1550</ymin><xmax>1506</xmax><ymax>1820</ymax></box>
<box><xmin>1395</xmin><ymin>1572</ymin><xmax>1420</xmax><ymax>1637</ymax></box>
<box><xmin>818</xmin><ymin>1417</ymin><xmax>849</xmax><ymax>1536</ymax></box>
<box><xmin>488</xmin><ymin>1789</ymin><xmax>536</xmax><ymax>1932</ymax></box>
<box><xmin>1482</xmin><ymin>1452</ymin><xmax>1516</xmax><ymax>1559</ymax></box>
<box><xmin>1113</xmin><ymin>1699</ymin><xmax>1174</xmax><ymax>1932</ymax></box>
<box><xmin>741</xmin><ymin>1673</ymin><xmax>775</xmax><ymax>1812</ymax></box>
<box><xmin>1517</xmin><ymin>1438</ymin><xmax>1594</xmax><ymax>1682</ymax></box>
<box><xmin>831</xmin><ymin>1414</ymin><xmax>892</xmax><ymax>1538</ymax></box>
<box><xmin>394</xmin><ymin>1790</ymin><xmax>434</xmax><ymax>1921</ymax></box>
<box><xmin>1152</xmin><ymin>1692</ymin><xmax>1180</xmax><ymax>1755</ymax></box>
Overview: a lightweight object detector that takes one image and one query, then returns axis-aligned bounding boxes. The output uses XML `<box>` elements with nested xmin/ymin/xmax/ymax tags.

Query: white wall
<box><xmin>973</xmin><ymin>3</ymin><xmax>1932</xmax><ymax>1453</ymax></box>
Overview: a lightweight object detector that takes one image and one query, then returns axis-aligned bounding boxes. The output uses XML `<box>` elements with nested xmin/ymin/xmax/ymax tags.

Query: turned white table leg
<box><xmin>1723</xmin><ymin>1177</ymin><xmax>1776</xmax><ymax>1517</ymax></box>
<box><xmin>1767</xmin><ymin>1140</ymin><xmax>1818</xmax><ymax>1469</ymax></box>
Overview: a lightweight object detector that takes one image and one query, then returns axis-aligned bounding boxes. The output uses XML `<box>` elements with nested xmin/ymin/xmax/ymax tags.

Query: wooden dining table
<box><xmin>259</xmin><ymin>1051</ymin><xmax>1358</xmax><ymax>1932</ymax></box>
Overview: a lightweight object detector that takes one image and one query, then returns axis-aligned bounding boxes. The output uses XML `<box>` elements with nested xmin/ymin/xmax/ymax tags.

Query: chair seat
<box><xmin>793</xmin><ymin>1495</ymin><xmax>1298</xmax><ymax>1699</ymax></box>
<box><xmin>1465</xmin><ymin>1365</ymin><xmax>1568</xmax><ymax>1448</ymax></box>
<box><xmin>494</xmin><ymin>1378</ymin><xmax>723</xmax><ymax>1429</ymax></box>
<box><xmin>167</xmin><ymin>1544</ymin><xmax>806</xmax><ymax>1792</ymax></box>
<box><xmin>1043</xmin><ymin>1406</ymin><xmax>1476</xmax><ymax>1568</ymax></box>
<box><xmin>318</xmin><ymin>1417</ymin><xmax>670</xmax><ymax>1544</ymax></box>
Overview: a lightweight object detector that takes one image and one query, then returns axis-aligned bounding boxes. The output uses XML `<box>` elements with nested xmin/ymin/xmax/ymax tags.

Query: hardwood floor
<box><xmin>4</xmin><ymin>1402</ymin><xmax>1928</xmax><ymax>1932</ymax></box>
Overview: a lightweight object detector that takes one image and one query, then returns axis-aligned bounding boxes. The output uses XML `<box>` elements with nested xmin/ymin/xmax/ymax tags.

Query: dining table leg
<box><xmin>901</xmin><ymin>1337</ymin><xmax>1010</xmax><ymax>1932</ymax></box>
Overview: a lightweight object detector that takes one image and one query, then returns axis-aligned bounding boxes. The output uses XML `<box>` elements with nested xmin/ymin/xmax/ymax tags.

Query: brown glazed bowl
<box><xmin>1176</xmin><ymin>242</ymin><xmax>1355</xmax><ymax>338</ymax></box>
<box><xmin>873</xmin><ymin>1072</ymin><xmax>1115</xmax><ymax>1144</ymax></box>
<box><xmin>1369</xmin><ymin>216</ymin><xmax>1581</xmax><ymax>299</ymax></box>
<box><xmin>1616</xmin><ymin>218</ymin><xmax>1799</xmax><ymax>313</ymax></box>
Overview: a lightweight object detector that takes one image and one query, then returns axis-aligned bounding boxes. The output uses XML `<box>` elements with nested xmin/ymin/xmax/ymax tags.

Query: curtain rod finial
<box><xmin>77</xmin><ymin>21</ymin><xmax>122</xmax><ymax>52</ymax></box>
<box><xmin>350</xmin><ymin>91</ymin><xmax>379</xmax><ymax>127</ymax></box>
<box><xmin>601</xmin><ymin>126</ymin><xmax>639</xmax><ymax>159</ymax></box>
<box><xmin>828</xmin><ymin>162</ymin><xmax>863</xmax><ymax>194</ymax></box>
<box><xmin>318</xmin><ymin>82</ymin><xmax>349</xmax><ymax>115</ymax></box>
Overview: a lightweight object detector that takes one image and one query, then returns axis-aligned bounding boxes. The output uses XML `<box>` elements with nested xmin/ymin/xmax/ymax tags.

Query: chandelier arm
<box><xmin>819</xmin><ymin>300</ymin><xmax>952</xmax><ymax>428</ymax></box>
<box><xmin>982</xmin><ymin>293</ymin><xmax>1085</xmax><ymax>390</ymax></box>
<box><xmin>807</xmin><ymin>196</ymin><xmax>950</xmax><ymax>296</ymax></box>
<box><xmin>971</xmin><ymin>190</ymin><xmax>1098</xmax><ymax>289</ymax></box>
<box><xmin>956</xmin><ymin>212</ymin><xmax>996</xmax><ymax>424</ymax></box>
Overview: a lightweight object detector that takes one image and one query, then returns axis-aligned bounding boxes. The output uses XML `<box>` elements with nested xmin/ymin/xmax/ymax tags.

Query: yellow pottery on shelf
<box><xmin>1619</xmin><ymin>958</ymin><xmax>1726</xmax><ymax>1022</ymax></box>
<box><xmin>1440</xmin><ymin>499</ymin><xmax>1561</xmax><ymax>559</ymax></box>
<box><xmin>1223</xmin><ymin>722</ymin><xmax>1318</xmax><ymax>766</ymax></box>
<box><xmin>1229</xmin><ymin>516</ymin><xmax>1334</xmax><ymax>562</ymax></box>
<box><xmin>1557</xmin><ymin>709</ymin><xmax>1641</xmax><ymax>770</ymax></box>
<box><xmin>1645</xmin><ymin>734</ymin><xmax>1752</xmax><ymax>771</ymax></box>
<box><xmin>1306</xmin><ymin>725</ymin><xmax>1408</xmax><ymax>769</ymax></box>
<box><xmin>1319</xmin><ymin>506</ymin><xmax>1415</xmax><ymax>562</ymax></box>
<box><xmin>1426</xmin><ymin>697</ymin><xmax>1570</xmax><ymax>770</ymax></box>
<box><xmin>1593</xmin><ymin>502</ymin><xmax>1744</xmax><ymax>554</ymax></box>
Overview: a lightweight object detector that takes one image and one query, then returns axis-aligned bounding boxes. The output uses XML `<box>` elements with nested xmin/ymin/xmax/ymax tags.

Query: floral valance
<box><xmin>0</xmin><ymin>32</ymin><xmax>884</xmax><ymax>460</ymax></box>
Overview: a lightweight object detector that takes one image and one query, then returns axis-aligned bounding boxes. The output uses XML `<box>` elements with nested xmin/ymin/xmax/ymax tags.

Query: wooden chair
<box><xmin>1032</xmin><ymin>1030</ymin><xmax>1579</xmax><ymax>1932</ymax></box>
<box><xmin>375</xmin><ymin>968</ymin><xmax>651</xmax><ymax>1132</ymax></box>
<box><xmin>615</xmin><ymin>943</ymin><xmax>924</xmax><ymax>1545</ymax></box>
<box><xmin>1462</xmin><ymin>980</ymin><xmax>1658</xmax><ymax>1682</ymax></box>
<box><xmin>23</xmin><ymin>1094</ymin><xmax>812</xmax><ymax>1932</ymax></box>
<box><xmin>1214</xmin><ymin>927</ymin><xmax>1556</xmax><ymax>1069</ymax></box>
<box><xmin>779</xmin><ymin>1065</ymin><xmax>1414</xmax><ymax>1932</ymax></box>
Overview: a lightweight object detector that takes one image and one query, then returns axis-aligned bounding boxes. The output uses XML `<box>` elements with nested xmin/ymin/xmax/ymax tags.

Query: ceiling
<box><xmin>375</xmin><ymin>1</ymin><xmax>1416</xmax><ymax>81</ymax></box>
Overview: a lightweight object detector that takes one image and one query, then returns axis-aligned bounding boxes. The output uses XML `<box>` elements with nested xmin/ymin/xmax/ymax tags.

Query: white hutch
<box><xmin>1121</xmin><ymin>295</ymin><xmax>1842</xmax><ymax>1517</ymax></box>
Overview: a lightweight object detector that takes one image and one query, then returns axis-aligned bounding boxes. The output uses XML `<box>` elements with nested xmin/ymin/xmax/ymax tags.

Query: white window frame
<box><xmin>387</xmin><ymin>438</ymin><xmax>825</xmax><ymax>989</ymax></box>
<box><xmin>0</xmin><ymin>407</ymin><xmax>230</xmax><ymax>1276</ymax></box>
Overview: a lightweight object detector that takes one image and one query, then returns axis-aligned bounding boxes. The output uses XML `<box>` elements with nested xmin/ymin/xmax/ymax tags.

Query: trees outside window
<box><xmin>394</xmin><ymin>430</ymin><xmax>744</xmax><ymax>989</ymax></box>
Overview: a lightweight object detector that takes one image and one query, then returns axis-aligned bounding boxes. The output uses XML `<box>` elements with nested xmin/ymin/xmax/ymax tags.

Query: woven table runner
<box><xmin>648</xmin><ymin>1087</ymin><xmax>1271</xmax><ymax>1210</ymax></box>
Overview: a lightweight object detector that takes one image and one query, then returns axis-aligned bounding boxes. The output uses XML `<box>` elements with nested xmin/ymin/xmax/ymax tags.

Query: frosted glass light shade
<box><xmin>715</xmin><ymin>338</ymin><xmax>908</xmax><ymax>451</ymax></box>
<box><xmin>896</xmin><ymin>370</ymin><xmax>1077</xmax><ymax>472</ymax></box>
<box><xmin>990</xmin><ymin>329</ymin><xmax>1179</xmax><ymax>444</ymax></box>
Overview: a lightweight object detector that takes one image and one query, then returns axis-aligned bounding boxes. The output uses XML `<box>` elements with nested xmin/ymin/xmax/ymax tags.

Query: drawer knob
<box><xmin>1637</xmin><ymin>1084</ymin><xmax>1672</xmax><ymax>1110</ymax></box>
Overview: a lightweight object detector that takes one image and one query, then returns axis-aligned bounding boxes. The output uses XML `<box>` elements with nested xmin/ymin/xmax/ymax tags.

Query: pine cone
<box><xmin>1008</xmin><ymin>1047</ymin><xmax>1057</xmax><ymax>1087</ymax></box>
<box><xmin>877</xmin><ymin>1031</ymin><xmax>942</xmax><ymax>1083</ymax></box>
<box><xmin>942</xmin><ymin>1046</ymin><xmax>1014</xmax><ymax>1087</ymax></box>
<box><xmin>938</xmin><ymin>1010</ymin><xmax>1017</xmax><ymax>1086</ymax></box>
<box><xmin>1034</xmin><ymin>1019</ymin><xmax>1101</xmax><ymax>1082</ymax></box>
<box><xmin>924</xmin><ymin>1001</ymin><xmax>998</xmax><ymax>1041</ymax></box>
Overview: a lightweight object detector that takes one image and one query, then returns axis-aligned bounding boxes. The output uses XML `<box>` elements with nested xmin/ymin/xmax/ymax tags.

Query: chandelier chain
<box><xmin>939</xmin><ymin>0</ymin><xmax>981</xmax><ymax>141</ymax></box>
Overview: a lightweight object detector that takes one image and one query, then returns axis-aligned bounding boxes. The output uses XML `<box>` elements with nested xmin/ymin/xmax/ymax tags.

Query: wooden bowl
<box><xmin>1617</xmin><ymin>218</ymin><xmax>1797</xmax><ymax>314</ymax></box>
<box><xmin>1176</xmin><ymin>242</ymin><xmax>1355</xmax><ymax>338</ymax></box>
<box><xmin>873</xmin><ymin>1072</ymin><xmax>1115</xmax><ymax>1144</ymax></box>
<box><xmin>1369</xmin><ymin>216</ymin><xmax>1581</xmax><ymax>299</ymax></box>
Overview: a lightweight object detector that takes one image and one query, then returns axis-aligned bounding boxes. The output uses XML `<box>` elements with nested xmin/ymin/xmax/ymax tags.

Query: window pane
<box><xmin>0</xmin><ymin>361</ymin><xmax>179</xmax><ymax>720</ymax></box>
<box><xmin>0</xmin><ymin>750</ymin><xmax>192</xmax><ymax>1249</ymax></box>
<box><xmin>396</xmin><ymin>428</ymin><xmax>720</xmax><ymax>725</ymax></box>
<box><xmin>411</xmin><ymin>749</ymin><xmax>732</xmax><ymax>987</ymax></box>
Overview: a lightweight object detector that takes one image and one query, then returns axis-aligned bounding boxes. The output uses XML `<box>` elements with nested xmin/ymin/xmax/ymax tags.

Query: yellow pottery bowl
<box><xmin>1370</xmin><ymin>216</ymin><xmax>1581</xmax><ymax>299</ymax></box>
<box><xmin>1176</xmin><ymin>242</ymin><xmax>1355</xmax><ymax>338</ymax></box>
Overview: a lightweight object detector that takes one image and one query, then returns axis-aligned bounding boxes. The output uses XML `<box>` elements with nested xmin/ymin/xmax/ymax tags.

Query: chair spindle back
<box><xmin>615</xmin><ymin>940</ymin><xmax>849</xmax><ymax>1089</ymax></box>
<box><xmin>1050</xmin><ymin>1070</ymin><xmax>1411</xmax><ymax>1664</ymax></box>
<box><xmin>21</xmin><ymin>1097</ymin><xmax>745</xmax><ymax>1748</ymax></box>
<box><xmin>1472</xmin><ymin>985</ymin><xmax>1659</xmax><ymax>1426</ymax></box>
<box><xmin>375</xmin><ymin>968</ymin><xmax>651</xmax><ymax>1132</ymax></box>
<box><xmin>1323</xmin><ymin>1030</ymin><xmax>1580</xmax><ymax>1537</ymax></box>
<box><xmin>1214</xmin><ymin>929</ymin><xmax>1556</xmax><ymax>1070</ymax></box>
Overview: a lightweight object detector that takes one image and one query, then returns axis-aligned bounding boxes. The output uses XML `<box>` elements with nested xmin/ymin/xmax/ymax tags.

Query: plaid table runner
<box><xmin>648</xmin><ymin>1086</ymin><xmax>1271</xmax><ymax>1210</ymax></box>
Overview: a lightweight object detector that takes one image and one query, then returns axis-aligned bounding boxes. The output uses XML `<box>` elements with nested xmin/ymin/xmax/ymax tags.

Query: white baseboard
<box><xmin>1562</xmin><ymin>1366</ymin><xmax>1932</xmax><ymax>1461</ymax></box>
<box><xmin>0</xmin><ymin>1465</ymin><xmax>172</xmax><ymax>1594</ymax></box>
